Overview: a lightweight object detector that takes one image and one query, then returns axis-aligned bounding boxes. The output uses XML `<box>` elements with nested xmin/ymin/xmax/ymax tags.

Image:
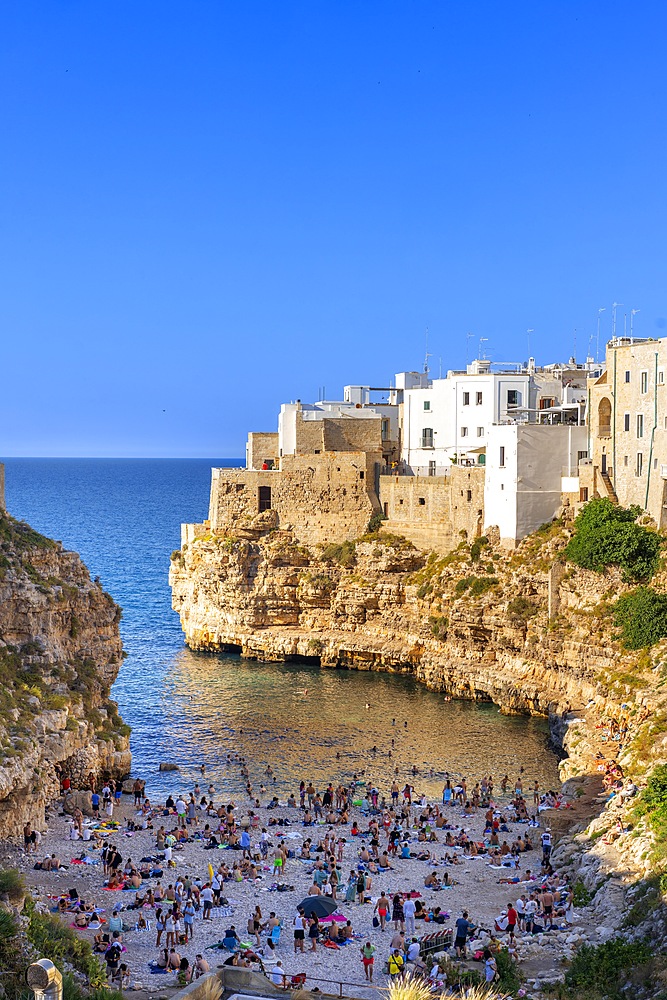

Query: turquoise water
<box><xmin>3</xmin><ymin>458</ymin><xmax>560</xmax><ymax>800</ymax></box>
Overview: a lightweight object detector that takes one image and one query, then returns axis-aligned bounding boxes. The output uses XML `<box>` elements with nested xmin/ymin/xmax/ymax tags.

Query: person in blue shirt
<box><xmin>91</xmin><ymin>791</ymin><xmax>100</xmax><ymax>818</ymax></box>
<box><xmin>454</xmin><ymin>911</ymin><xmax>474</xmax><ymax>958</ymax></box>
<box><xmin>240</xmin><ymin>829</ymin><xmax>252</xmax><ymax>859</ymax></box>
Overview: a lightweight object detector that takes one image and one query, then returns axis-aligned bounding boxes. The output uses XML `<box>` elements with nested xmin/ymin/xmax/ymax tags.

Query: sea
<box><xmin>3</xmin><ymin>459</ymin><xmax>561</xmax><ymax>801</ymax></box>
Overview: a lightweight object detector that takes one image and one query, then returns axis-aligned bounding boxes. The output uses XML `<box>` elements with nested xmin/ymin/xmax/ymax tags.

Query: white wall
<box><xmin>401</xmin><ymin>371</ymin><xmax>534</xmax><ymax>473</ymax></box>
<box><xmin>483</xmin><ymin>425</ymin><xmax>520</xmax><ymax>542</ymax></box>
<box><xmin>278</xmin><ymin>404</ymin><xmax>299</xmax><ymax>457</ymax></box>
<box><xmin>484</xmin><ymin>424</ymin><xmax>588</xmax><ymax>544</ymax></box>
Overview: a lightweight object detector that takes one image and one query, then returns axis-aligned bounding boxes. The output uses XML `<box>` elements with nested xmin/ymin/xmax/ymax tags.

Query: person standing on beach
<box><xmin>293</xmin><ymin>908</ymin><xmax>307</xmax><ymax>954</ymax></box>
<box><xmin>374</xmin><ymin>892</ymin><xmax>390</xmax><ymax>931</ymax></box>
<box><xmin>454</xmin><ymin>911</ymin><xmax>473</xmax><ymax>959</ymax></box>
<box><xmin>360</xmin><ymin>941</ymin><xmax>375</xmax><ymax>981</ymax></box>
<box><xmin>201</xmin><ymin>883</ymin><xmax>214</xmax><ymax>921</ymax></box>
<box><xmin>403</xmin><ymin>895</ymin><xmax>416</xmax><ymax>935</ymax></box>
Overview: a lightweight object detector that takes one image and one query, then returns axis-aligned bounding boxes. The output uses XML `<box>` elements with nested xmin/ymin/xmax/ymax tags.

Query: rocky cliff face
<box><xmin>171</xmin><ymin>514</ymin><xmax>667</xmax><ymax>942</ymax></box>
<box><xmin>0</xmin><ymin>512</ymin><xmax>130</xmax><ymax>839</ymax></box>
<box><xmin>170</xmin><ymin>518</ymin><xmax>635</xmax><ymax>718</ymax></box>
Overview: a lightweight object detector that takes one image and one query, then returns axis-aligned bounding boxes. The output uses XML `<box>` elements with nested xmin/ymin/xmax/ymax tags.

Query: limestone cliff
<box><xmin>170</xmin><ymin>517</ymin><xmax>632</xmax><ymax>718</ymax></box>
<box><xmin>171</xmin><ymin>513</ymin><xmax>667</xmax><ymax>943</ymax></box>
<box><xmin>0</xmin><ymin>511</ymin><xmax>130</xmax><ymax>839</ymax></box>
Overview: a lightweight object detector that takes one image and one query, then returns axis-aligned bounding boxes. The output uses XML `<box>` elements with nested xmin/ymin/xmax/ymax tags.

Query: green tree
<box><xmin>565</xmin><ymin>498</ymin><xmax>661</xmax><ymax>582</ymax></box>
<box><xmin>613</xmin><ymin>587</ymin><xmax>667</xmax><ymax>648</ymax></box>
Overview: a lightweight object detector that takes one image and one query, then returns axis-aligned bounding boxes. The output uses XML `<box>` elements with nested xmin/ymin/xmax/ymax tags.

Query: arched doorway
<box><xmin>598</xmin><ymin>397</ymin><xmax>612</xmax><ymax>437</ymax></box>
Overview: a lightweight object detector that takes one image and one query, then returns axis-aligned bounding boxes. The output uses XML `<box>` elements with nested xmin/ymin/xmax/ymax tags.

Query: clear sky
<box><xmin>2</xmin><ymin>2</ymin><xmax>666</xmax><ymax>457</ymax></box>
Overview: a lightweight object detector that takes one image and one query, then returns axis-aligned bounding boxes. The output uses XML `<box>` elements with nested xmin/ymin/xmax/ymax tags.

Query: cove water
<box><xmin>3</xmin><ymin>459</ymin><xmax>560</xmax><ymax>800</ymax></box>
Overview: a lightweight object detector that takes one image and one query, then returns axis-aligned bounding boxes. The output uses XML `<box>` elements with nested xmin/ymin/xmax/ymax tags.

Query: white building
<box><xmin>397</xmin><ymin>360</ymin><xmax>535</xmax><ymax>475</ymax></box>
<box><xmin>396</xmin><ymin>358</ymin><xmax>599</xmax><ymax>476</ymax></box>
<box><xmin>483</xmin><ymin>423</ymin><xmax>588</xmax><ymax>545</ymax></box>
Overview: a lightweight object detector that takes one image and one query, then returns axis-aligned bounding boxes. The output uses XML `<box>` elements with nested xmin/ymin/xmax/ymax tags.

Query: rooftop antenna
<box><xmin>612</xmin><ymin>302</ymin><xmax>623</xmax><ymax>342</ymax></box>
<box><xmin>596</xmin><ymin>307</ymin><xmax>606</xmax><ymax>361</ymax></box>
<box><xmin>439</xmin><ymin>356</ymin><xmax>442</xmax><ymax>379</ymax></box>
<box><xmin>527</xmin><ymin>329</ymin><xmax>534</xmax><ymax>361</ymax></box>
<box><xmin>573</xmin><ymin>328</ymin><xmax>577</xmax><ymax>363</ymax></box>
<box><xmin>423</xmin><ymin>327</ymin><xmax>431</xmax><ymax>375</ymax></box>
<box><xmin>465</xmin><ymin>331</ymin><xmax>474</xmax><ymax>365</ymax></box>
<box><xmin>623</xmin><ymin>313</ymin><xmax>627</xmax><ymax>338</ymax></box>
<box><xmin>631</xmin><ymin>308</ymin><xmax>640</xmax><ymax>341</ymax></box>
<box><xmin>479</xmin><ymin>337</ymin><xmax>489</xmax><ymax>360</ymax></box>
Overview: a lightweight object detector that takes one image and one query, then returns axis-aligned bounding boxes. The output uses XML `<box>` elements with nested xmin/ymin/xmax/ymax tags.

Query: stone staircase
<box><xmin>601</xmin><ymin>471</ymin><xmax>619</xmax><ymax>504</ymax></box>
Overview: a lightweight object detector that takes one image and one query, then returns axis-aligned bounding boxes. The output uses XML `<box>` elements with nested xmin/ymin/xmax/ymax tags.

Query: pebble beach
<box><xmin>8</xmin><ymin>772</ymin><xmax>588</xmax><ymax>997</ymax></box>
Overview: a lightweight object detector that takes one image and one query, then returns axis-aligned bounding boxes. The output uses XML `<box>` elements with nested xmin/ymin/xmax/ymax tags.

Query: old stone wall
<box><xmin>247</xmin><ymin>432</ymin><xmax>279</xmax><ymax>470</ymax></box>
<box><xmin>379</xmin><ymin>466</ymin><xmax>485</xmax><ymax>552</ymax></box>
<box><xmin>588</xmin><ymin>339</ymin><xmax>667</xmax><ymax>524</ymax></box>
<box><xmin>208</xmin><ymin>452</ymin><xmax>382</xmax><ymax>548</ymax></box>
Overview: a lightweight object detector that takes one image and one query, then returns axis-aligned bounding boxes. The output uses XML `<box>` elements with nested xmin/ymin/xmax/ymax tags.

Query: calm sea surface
<box><xmin>3</xmin><ymin>459</ymin><xmax>560</xmax><ymax>800</ymax></box>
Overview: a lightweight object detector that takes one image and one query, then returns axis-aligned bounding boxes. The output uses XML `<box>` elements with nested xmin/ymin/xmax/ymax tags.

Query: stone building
<box><xmin>583</xmin><ymin>337</ymin><xmax>667</xmax><ymax>527</ymax></box>
<box><xmin>379</xmin><ymin>465</ymin><xmax>485</xmax><ymax>551</ymax></box>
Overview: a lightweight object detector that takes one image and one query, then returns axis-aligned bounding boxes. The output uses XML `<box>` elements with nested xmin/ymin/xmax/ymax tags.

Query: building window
<box><xmin>507</xmin><ymin>389</ymin><xmax>519</xmax><ymax>407</ymax></box>
<box><xmin>598</xmin><ymin>397</ymin><xmax>612</xmax><ymax>436</ymax></box>
<box><xmin>637</xmin><ymin>414</ymin><xmax>644</xmax><ymax>438</ymax></box>
<box><xmin>636</xmin><ymin>453</ymin><xmax>643</xmax><ymax>477</ymax></box>
<box><xmin>625</xmin><ymin>370</ymin><xmax>631</xmax><ymax>383</ymax></box>
<box><xmin>499</xmin><ymin>446</ymin><xmax>505</xmax><ymax>467</ymax></box>
<box><xmin>423</xmin><ymin>400</ymin><xmax>431</xmax><ymax>411</ymax></box>
<box><xmin>359</xmin><ymin>471</ymin><xmax>364</xmax><ymax>480</ymax></box>
<box><xmin>476</xmin><ymin>391</ymin><xmax>483</xmax><ymax>405</ymax></box>
<box><xmin>421</xmin><ymin>428</ymin><xmax>434</xmax><ymax>448</ymax></box>
<box><xmin>579</xmin><ymin>487</ymin><xmax>589</xmax><ymax>502</ymax></box>
<box><xmin>466</xmin><ymin>489</ymin><xmax>472</xmax><ymax>501</ymax></box>
<box><xmin>641</xmin><ymin>371</ymin><xmax>648</xmax><ymax>393</ymax></box>
<box><xmin>383</xmin><ymin>502</ymin><xmax>389</xmax><ymax>517</ymax></box>
<box><xmin>258</xmin><ymin>486</ymin><xmax>272</xmax><ymax>512</ymax></box>
<box><xmin>539</xmin><ymin>397</ymin><xmax>555</xmax><ymax>410</ymax></box>
<box><xmin>477</xmin><ymin>427</ymin><xmax>484</xmax><ymax>437</ymax></box>
<box><xmin>500</xmin><ymin>483</ymin><xmax>504</xmax><ymax>490</ymax></box>
<box><xmin>624</xmin><ymin>455</ymin><xmax>629</xmax><ymax>466</ymax></box>
<box><xmin>418</xmin><ymin>497</ymin><xmax>426</xmax><ymax>506</ymax></box>
<box><xmin>460</xmin><ymin>427</ymin><xmax>468</xmax><ymax>437</ymax></box>
<box><xmin>428</xmin><ymin>460</ymin><xmax>436</xmax><ymax>476</ymax></box>
<box><xmin>577</xmin><ymin>450</ymin><xmax>588</xmax><ymax>462</ymax></box>
<box><xmin>462</xmin><ymin>391</ymin><xmax>470</xmax><ymax>405</ymax></box>
<box><xmin>381</xmin><ymin>418</ymin><xmax>390</xmax><ymax>441</ymax></box>
<box><xmin>659</xmin><ymin>370</ymin><xmax>665</xmax><ymax>385</ymax></box>
<box><xmin>624</xmin><ymin>413</ymin><xmax>630</xmax><ymax>432</ymax></box>
<box><xmin>655</xmin><ymin>458</ymin><xmax>659</xmax><ymax>470</ymax></box>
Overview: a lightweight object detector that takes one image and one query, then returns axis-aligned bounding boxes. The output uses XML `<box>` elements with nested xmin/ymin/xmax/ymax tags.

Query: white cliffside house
<box><xmin>396</xmin><ymin>358</ymin><xmax>598</xmax><ymax>478</ymax></box>
<box><xmin>484</xmin><ymin>423</ymin><xmax>588</xmax><ymax>546</ymax></box>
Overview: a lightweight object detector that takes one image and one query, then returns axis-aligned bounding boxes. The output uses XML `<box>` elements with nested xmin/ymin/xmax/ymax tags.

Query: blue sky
<box><xmin>1</xmin><ymin>2</ymin><xmax>666</xmax><ymax>457</ymax></box>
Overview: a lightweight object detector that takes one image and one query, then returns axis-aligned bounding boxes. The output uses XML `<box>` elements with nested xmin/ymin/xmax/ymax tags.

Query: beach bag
<box><xmin>372</xmin><ymin>916</ymin><xmax>380</xmax><ymax>928</ymax></box>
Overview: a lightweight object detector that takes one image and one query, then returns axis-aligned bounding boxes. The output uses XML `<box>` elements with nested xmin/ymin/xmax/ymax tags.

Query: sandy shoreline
<box><xmin>8</xmin><ymin>773</ymin><xmax>578</xmax><ymax>996</ymax></box>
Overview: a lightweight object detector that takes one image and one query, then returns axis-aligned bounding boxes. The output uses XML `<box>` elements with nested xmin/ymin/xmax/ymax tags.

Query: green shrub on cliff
<box><xmin>0</xmin><ymin>867</ymin><xmax>25</xmax><ymax>899</ymax></box>
<box><xmin>565</xmin><ymin>498</ymin><xmax>661</xmax><ymax>582</ymax></box>
<box><xmin>634</xmin><ymin>763</ymin><xmax>667</xmax><ymax>862</ymax></box>
<box><xmin>321</xmin><ymin>540</ymin><xmax>356</xmax><ymax>567</ymax></box>
<box><xmin>455</xmin><ymin>575</ymin><xmax>498</xmax><ymax>597</ymax></box>
<box><xmin>557</xmin><ymin>938</ymin><xmax>655</xmax><ymax>1000</ymax></box>
<box><xmin>612</xmin><ymin>587</ymin><xmax>667</xmax><ymax>649</ymax></box>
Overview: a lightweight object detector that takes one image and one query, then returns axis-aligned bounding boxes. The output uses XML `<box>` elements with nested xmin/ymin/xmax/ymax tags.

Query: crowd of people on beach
<box><xmin>19</xmin><ymin>751</ymin><xmax>584</xmax><ymax>992</ymax></box>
